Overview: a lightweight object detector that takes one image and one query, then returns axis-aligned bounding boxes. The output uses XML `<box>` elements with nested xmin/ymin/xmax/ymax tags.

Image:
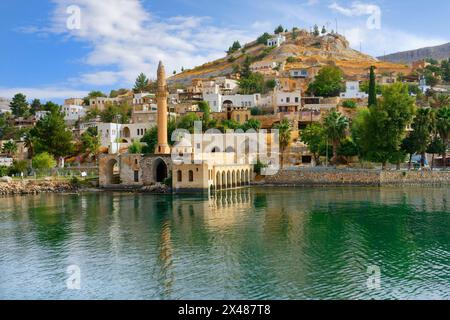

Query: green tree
<box><xmin>133</xmin><ymin>73</ymin><xmax>149</xmax><ymax>93</ymax></box>
<box><xmin>430</xmin><ymin>94</ymin><xmax>450</xmax><ymax>109</ymax></box>
<box><xmin>239</xmin><ymin>73</ymin><xmax>265</xmax><ymax>94</ymax></box>
<box><xmin>30</xmin><ymin>110</ymin><xmax>74</xmax><ymax>158</ymax></box>
<box><xmin>409</xmin><ymin>108</ymin><xmax>435</xmax><ymax>167</ymax></box>
<box><xmin>321</xmin><ymin>25</ymin><xmax>327</xmax><ymax>34</ymax></box>
<box><xmin>427</xmin><ymin>136</ymin><xmax>445</xmax><ymax>170</ymax></box>
<box><xmin>241</xmin><ymin>119</ymin><xmax>261</xmax><ymax>131</ymax></box>
<box><xmin>32</xmin><ymin>152</ymin><xmax>56</xmax><ymax>171</ymax></box>
<box><xmin>313</xmin><ymin>24</ymin><xmax>320</xmax><ymax>36</ymax></box>
<box><xmin>9</xmin><ymin>160</ymin><xmax>28</xmax><ymax>175</ymax></box>
<box><xmin>368</xmin><ymin>66</ymin><xmax>377</xmax><ymax>107</ymax></box>
<box><xmin>198</xmin><ymin>101</ymin><xmax>212</xmax><ymax>129</ymax></box>
<box><xmin>308</xmin><ymin>66</ymin><xmax>344</xmax><ymax>97</ymax></box>
<box><xmin>10</xmin><ymin>93</ymin><xmax>29</xmax><ymax>118</ymax></box>
<box><xmin>100</xmin><ymin>103</ymin><xmax>132</xmax><ymax>123</ymax></box>
<box><xmin>301</xmin><ymin>123</ymin><xmax>325</xmax><ymax>165</ymax></box>
<box><xmin>274</xmin><ymin>25</ymin><xmax>284</xmax><ymax>34</ymax></box>
<box><xmin>109</xmin><ymin>88</ymin><xmax>129</xmax><ymax>98</ymax></box>
<box><xmin>83</xmin><ymin>91</ymin><xmax>106</xmax><ymax>105</ymax></box>
<box><xmin>80</xmin><ymin>127</ymin><xmax>100</xmax><ymax>160</ymax></box>
<box><xmin>338</xmin><ymin>137</ymin><xmax>359</xmax><ymax>163</ymax></box>
<box><xmin>401</xmin><ymin>134</ymin><xmax>417</xmax><ymax>170</ymax></box>
<box><xmin>2</xmin><ymin>140</ymin><xmax>18</xmax><ymax>156</ymax></box>
<box><xmin>436</xmin><ymin>106</ymin><xmax>450</xmax><ymax>167</ymax></box>
<box><xmin>257</xmin><ymin>33</ymin><xmax>271</xmax><ymax>45</ymax></box>
<box><xmin>323</xmin><ymin>110</ymin><xmax>349</xmax><ymax>162</ymax></box>
<box><xmin>275</xmin><ymin>119</ymin><xmax>292</xmax><ymax>169</ymax></box>
<box><xmin>128</xmin><ymin>140</ymin><xmax>143</xmax><ymax>154</ymax></box>
<box><xmin>30</xmin><ymin>99</ymin><xmax>42</xmax><ymax>115</ymax></box>
<box><xmin>141</xmin><ymin>127</ymin><xmax>158</xmax><ymax>154</ymax></box>
<box><xmin>358</xmin><ymin>83</ymin><xmax>416</xmax><ymax>169</ymax></box>
<box><xmin>43</xmin><ymin>101</ymin><xmax>61</xmax><ymax>113</ymax></box>
<box><xmin>227</xmin><ymin>41</ymin><xmax>242</xmax><ymax>54</ymax></box>
<box><xmin>178</xmin><ymin>113</ymin><xmax>200</xmax><ymax>133</ymax></box>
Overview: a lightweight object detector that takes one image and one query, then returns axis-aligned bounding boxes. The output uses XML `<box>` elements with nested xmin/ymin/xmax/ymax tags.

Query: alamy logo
<box><xmin>366</xmin><ymin>265</ymin><xmax>381</xmax><ymax>290</ymax></box>
<box><xmin>66</xmin><ymin>265</ymin><xmax>81</xmax><ymax>290</ymax></box>
<box><xmin>66</xmin><ymin>5</ymin><xmax>81</xmax><ymax>30</ymax></box>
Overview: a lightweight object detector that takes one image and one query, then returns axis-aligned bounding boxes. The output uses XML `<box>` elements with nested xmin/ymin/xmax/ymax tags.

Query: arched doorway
<box><xmin>106</xmin><ymin>158</ymin><xmax>120</xmax><ymax>185</ymax></box>
<box><xmin>123</xmin><ymin>127</ymin><xmax>131</xmax><ymax>138</ymax></box>
<box><xmin>154</xmin><ymin>158</ymin><xmax>168</xmax><ymax>183</ymax></box>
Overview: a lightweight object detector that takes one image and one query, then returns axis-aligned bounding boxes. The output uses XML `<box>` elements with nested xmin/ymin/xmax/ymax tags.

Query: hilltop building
<box><xmin>267</xmin><ymin>34</ymin><xmax>286</xmax><ymax>47</ymax></box>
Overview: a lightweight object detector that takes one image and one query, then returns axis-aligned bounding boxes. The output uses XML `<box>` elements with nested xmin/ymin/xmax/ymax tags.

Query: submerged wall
<box><xmin>262</xmin><ymin>168</ymin><xmax>450</xmax><ymax>186</ymax></box>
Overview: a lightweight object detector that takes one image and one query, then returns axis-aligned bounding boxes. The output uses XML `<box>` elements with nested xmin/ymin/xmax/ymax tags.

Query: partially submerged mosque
<box><xmin>99</xmin><ymin>62</ymin><xmax>254</xmax><ymax>193</ymax></box>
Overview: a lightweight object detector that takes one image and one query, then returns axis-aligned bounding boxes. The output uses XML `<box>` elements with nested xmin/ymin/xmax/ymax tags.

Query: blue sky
<box><xmin>0</xmin><ymin>0</ymin><xmax>448</xmax><ymax>102</ymax></box>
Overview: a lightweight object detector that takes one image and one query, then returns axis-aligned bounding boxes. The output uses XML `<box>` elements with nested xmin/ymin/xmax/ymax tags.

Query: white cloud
<box><xmin>344</xmin><ymin>27</ymin><xmax>447</xmax><ymax>57</ymax></box>
<box><xmin>0</xmin><ymin>87</ymin><xmax>89</xmax><ymax>101</ymax></box>
<box><xmin>24</xmin><ymin>0</ymin><xmax>256</xmax><ymax>89</ymax></box>
<box><xmin>329</xmin><ymin>1</ymin><xmax>380</xmax><ymax>17</ymax></box>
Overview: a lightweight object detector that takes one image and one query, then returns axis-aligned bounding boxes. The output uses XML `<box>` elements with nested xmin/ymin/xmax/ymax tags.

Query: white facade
<box><xmin>96</xmin><ymin>122</ymin><xmax>155</xmax><ymax>154</ymax></box>
<box><xmin>63</xmin><ymin>105</ymin><xmax>86</xmax><ymax>122</ymax></box>
<box><xmin>203</xmin><ymin>93</ymin><xmax>261</xmax><ymax>112</ymax></box>
<box><xmin>274</xmin><ymin>90</ymin><xmax>301</xmax><ymax>106</ymax></box>
<box><xmin>35</xmin><ymin>111</ymin><xmax>50</xmax><ymax>120</ymax></box>
<box><xmin>340</xmin><ymin>81</ymin><xmax>368</xmax><ymax>99</ymax></box>
<box><xmin>0</xmin><ymin>156</ymin><xmax>13</xmax><ymax>167</ymax></box>
<box><xmin>289</xmin><ymin>69</ymin><xmax>308</xmax><ymax>78</ymax></box>
<box><xmin>267</xmin><ymin>35</ymin><xmax>286</xmax><ymax>47</ymax></box>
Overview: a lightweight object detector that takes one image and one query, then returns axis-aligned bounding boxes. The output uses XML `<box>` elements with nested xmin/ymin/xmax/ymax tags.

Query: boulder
<box><xmin>0</xmin><ymin>176</ymin><xmax>13</xmax><ymax>183</ymax></box>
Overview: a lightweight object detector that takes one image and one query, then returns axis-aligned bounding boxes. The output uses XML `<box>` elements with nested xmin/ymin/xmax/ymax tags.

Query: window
<box><xmin>286</xmin><ymin>97</ymin><xmax>290</xmax><ymax>103</ymax></box>
<box><xmin>295</xmin><ymin>97</ymin><xmax>299</xmax><ymax>103</ymax></box>
<box><xmin>177</xmin><ymin>170</ymin><xmax>182</xmax><ymax>182</ymax></box>
<box><xmin>134</xmin><ymin>170</ymin><xmax>139</xmax><ymax>182</ymax></box>
<box><xmin>189</xmin><ymin>170</ymin><xmax>194</xmax><ymax>182</ymax></box>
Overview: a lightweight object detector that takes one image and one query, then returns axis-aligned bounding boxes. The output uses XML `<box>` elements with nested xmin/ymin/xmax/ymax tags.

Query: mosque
<box><xmin>98</xmin><ymin>62</ymin><xmax>254</xmax><ymax>193</ymax></box>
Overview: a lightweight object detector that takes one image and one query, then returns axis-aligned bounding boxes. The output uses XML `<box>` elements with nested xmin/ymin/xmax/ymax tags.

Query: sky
<box><xmin>0</xmin><ymin>0</ymin><xmax>448</xmax><ymax>102</ymax></box>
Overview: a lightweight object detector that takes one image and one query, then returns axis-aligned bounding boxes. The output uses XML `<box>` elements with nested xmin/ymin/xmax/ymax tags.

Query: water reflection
<box><xmin>0</xmin><ymin>186</ymin><xmax>448</xmax><ymax>300</ymax></box>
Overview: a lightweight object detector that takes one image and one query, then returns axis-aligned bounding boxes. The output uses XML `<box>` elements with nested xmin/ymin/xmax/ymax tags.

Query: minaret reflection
<box><xmin>157</xmin><ymin>219</ymin><xmax>174</xmax><ymax>298</ymax></box>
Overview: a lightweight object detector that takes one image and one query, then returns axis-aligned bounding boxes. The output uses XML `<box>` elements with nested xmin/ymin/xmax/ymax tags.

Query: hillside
<box><xmin>379</xmin><ymin>42</ymin><xmax>450</xmax><ymax>64</ymax></box>
<box><xmin>168</xmin><ymin>30</ymin><xmax>410</xmax><ymax>86</ymax></box>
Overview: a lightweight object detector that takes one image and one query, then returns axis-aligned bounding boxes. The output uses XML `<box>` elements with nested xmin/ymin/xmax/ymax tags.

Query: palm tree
<box><xmin>430</xmin><ymin>94</ymin><xmax>450</xmax><ymax>109</ymax></box>
<box><xmin>323</xmin><ymin>110</ymin><xmax>349</xmax><ymax>163</ymax></box>
<box><xmin>275</xmin><ymin>119</ymin><xmax>292</xmax><ymax>169</ymax></box>
<box><xmin>2</xmin><ymin>140</ymin><xmax>18</xmax><ymax>157</ymax></box>
<box><xmin>23</xmin><ymin>133</ymin><xmax>34</xmax><ymax>159</ymax></box>
<box><xmin>436</xmin><ymin>107</ymin><xmax>450</xmax><ymax>168</ymax></box>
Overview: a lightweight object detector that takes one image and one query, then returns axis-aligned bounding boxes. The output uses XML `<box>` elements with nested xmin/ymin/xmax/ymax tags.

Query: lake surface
<box><xmin>0</xmin><ymin>187</ymin><xmax>449</xmax><ymax>300</ymax></box>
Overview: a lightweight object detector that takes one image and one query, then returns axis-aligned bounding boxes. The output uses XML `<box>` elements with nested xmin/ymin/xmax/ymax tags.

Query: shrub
<box><xmin>32</xmin><ymin>152</ymin><xmax>56</xmax><ymax>170</ymax></box>
<box><xmin>254</xmin><ymin>160</ymin><xmax>268</xmax><ymax>175</ymax></box>
<box><xmin>342</xmin><ymin>100</ymin><xmax>357</xmax><ymax>109</ymax></box>
<box><xmin>0</xmin><ymin>166</ymin><xmax>9</xmax><ymax>177</ymax></box>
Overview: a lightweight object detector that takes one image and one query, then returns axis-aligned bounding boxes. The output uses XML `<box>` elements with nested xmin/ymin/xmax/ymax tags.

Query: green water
<box><xmin>0</xmin><ymin>187</ymin><xmax>449</xmax><ymax>300</ymax></box>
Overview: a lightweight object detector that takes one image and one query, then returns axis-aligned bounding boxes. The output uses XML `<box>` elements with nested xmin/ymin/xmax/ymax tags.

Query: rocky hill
<box><xmin>168</xmin><ymin>30</ymin><xmax>409</xmax><ymax>86</ymax></box>
<box><xmin>379</xmin><ymin>42</ymin><xmax>450</xmax><ymax>64</ymax></box>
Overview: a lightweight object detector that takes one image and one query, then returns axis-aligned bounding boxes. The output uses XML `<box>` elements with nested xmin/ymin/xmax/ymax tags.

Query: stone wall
<box><xmin>261</xmin><ymin>168</ymin><xmax>450</xmax><ymax>187</ymax></box>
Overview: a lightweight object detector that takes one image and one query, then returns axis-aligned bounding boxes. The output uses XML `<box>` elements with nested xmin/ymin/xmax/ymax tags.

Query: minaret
<box><xmin>155</xmin><ymin>61</ymin><xmax>171</xmax><ymax>155</ymax></box>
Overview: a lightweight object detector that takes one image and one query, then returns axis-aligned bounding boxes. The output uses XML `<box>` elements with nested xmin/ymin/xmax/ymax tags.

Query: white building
<box><xmin>274</xmin><ymin>89</ymin><xmax>302</xmax><ymax>113</ymax></box>
<box><xmin>35</xmin><ymin>111</ymin><xmax>50</xmax><ymax>120</ymax></box>
<box><xmin>289</xmin><ymin>69</ymin><xmax>309</xmax><ymax>78</ymax></box>
<box><xmin>0</xmin><ymin>156</ymin><xmax>13</xmax><ymax>167</ymax></box>
<box><xmin>267</xmin><ymin>34</ymin><xmax>286</xmax><ymax>47</ymax></box>
<box><xmin>63</xmin><ymin>105</ymin><xmax>87</xmax><ymax>123</ymax></box>
<box><xmin>96</xmin><ymin>122</ymin><xmax>155</xmax><ymax>154</ymax></box>
<box><xmin>340</xmin><ymin>81</ymin><xmax>368</xmax><ymax>99</ymax></box>
<box><xmin>203</xmin><ymin>93</ymin><xmax>262</xmax><ymax>112</ymax></box>
<box><xmin>418</xmin><ymin>76</ymin><xmax>431</xmax><ymax>94</ymax></box>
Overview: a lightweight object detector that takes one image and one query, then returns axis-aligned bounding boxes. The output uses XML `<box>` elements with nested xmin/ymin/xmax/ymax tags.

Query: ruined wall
<box><xmin>140</xmin><ymin>155</ymin><xmax>173</xmax><ymax>185</ymax></box>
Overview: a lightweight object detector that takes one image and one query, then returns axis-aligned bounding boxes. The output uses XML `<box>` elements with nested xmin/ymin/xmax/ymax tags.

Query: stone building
<box><xmin>98</xmin><ymin>61</ymin><xmax>254</xmax><ymax>193</ymax></box>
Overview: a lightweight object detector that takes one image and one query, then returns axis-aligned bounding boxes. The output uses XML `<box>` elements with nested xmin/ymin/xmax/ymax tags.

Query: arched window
<box><xmin>189</xmin><ymin>170</ymin><xmax>194</xmax><ymax>182</ymax></box>
<box><xmin>177</xmin><ymin>170</ymin><xmax>182</xmax><ymax>182</ymax></box>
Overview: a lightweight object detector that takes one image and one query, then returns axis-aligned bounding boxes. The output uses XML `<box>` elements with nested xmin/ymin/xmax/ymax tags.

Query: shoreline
<box><xmin>1</xmin><ymin>169</ymin><xmax>449</xmax><ymax>197</ymax></box>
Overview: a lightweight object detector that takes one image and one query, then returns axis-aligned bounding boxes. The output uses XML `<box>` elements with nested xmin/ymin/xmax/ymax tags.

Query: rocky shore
<box><xmin>0</xmin><ymin>179</ymin><xmax>79</xmax><ymax>196</ymax></box>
